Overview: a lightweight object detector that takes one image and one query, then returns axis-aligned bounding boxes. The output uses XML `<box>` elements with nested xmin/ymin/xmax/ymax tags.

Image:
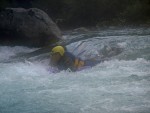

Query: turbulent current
<box><xmin>0</xmin><ymin>27</ymin><xmax>150</xmax><ymax>113</ymax></box>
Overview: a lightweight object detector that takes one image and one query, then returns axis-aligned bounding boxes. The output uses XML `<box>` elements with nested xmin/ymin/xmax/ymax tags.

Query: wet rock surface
<box><xmin>0</xmin><ymin>8</ymin><xmax>62</xmax><ymax>47</ymax></box>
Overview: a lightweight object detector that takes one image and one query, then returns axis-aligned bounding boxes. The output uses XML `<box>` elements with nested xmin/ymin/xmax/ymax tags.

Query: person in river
<box><xmin>49</xmin><ymin>45</ymin><xmax>100</xmax><ymax>72</ymax></box>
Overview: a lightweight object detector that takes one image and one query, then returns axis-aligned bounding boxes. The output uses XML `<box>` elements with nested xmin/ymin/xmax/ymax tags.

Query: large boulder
<box><xmin>0</xmin><ymin>8</ymin><xmax>62</xmax><ymax>47</ymax></box>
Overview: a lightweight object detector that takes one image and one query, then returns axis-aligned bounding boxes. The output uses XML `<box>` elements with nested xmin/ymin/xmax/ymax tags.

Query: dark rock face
<box><xmin>0</xmin><ymin>8</ymin><xmax>62</xmax><ymax>47</ymax></box>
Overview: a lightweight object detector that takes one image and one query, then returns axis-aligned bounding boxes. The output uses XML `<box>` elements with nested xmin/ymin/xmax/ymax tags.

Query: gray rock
<box><xmin>0</xmin><ymin>8</ymin><xmax>62</xmax><ymax>47</ymax></box>
<box><xmin>73</xmin><ymin>27</ymin><xmax>89</xmax><ymax>33</ymax></box>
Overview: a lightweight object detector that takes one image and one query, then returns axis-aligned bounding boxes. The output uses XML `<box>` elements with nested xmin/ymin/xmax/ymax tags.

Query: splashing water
<box><xmin>0</xmin><ymin>27</ymin><xmax>150</xmax><ymax>113</ymax></box>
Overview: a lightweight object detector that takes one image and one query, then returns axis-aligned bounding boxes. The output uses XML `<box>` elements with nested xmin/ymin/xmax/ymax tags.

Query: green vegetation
<box><xmin>0</xmin><ymin>0</ymin><xmax>150</xmax><ymax>28</ymax></box>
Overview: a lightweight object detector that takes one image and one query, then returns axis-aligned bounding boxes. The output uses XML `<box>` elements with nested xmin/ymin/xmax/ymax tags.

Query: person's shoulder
<box><xmin>65</xmin><ymin>51</ymin><xmax>75</xmax><ymax>59</ymax></box>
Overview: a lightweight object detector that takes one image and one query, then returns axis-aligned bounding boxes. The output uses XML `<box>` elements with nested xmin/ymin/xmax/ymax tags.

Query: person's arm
<box><xmin>63</xmin><ymin>57</ymin><xmax>77</xmax><ymax>71</ymax></box>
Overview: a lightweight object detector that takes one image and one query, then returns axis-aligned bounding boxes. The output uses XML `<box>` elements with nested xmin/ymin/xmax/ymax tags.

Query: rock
<box><xmin>73</xmin><ymin>27</ymin><xmax>89</xmax><ymax>33</ymax></box>
<box><xmin>0</xmin><ymin>8</ymin><xmax>62</xmax><ymax>47</ymax></box>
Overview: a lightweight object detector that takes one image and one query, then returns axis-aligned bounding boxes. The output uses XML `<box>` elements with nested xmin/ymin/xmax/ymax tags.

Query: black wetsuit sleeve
<box><xmin>63</xmin><ymin>57</ymin><xmax>76</xmax><ymax>71</ymax></box>
<box><xmin>57</xmin><ymin>52</ymin><xmax>77</xmax><ymax>71</ymax></box>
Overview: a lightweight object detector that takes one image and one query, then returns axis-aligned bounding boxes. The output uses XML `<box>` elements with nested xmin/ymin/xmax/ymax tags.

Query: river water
<box><xmin>0</xmin><ymin>27</ymin><xmax>150</xmax><ymax>113</ymax></box>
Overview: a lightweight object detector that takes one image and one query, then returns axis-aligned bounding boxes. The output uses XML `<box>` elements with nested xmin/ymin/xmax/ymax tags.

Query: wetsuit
<box><xmin>57</xmin><ymin>52</ymin><xmax>100</xmax><ymax>71</ymax></box>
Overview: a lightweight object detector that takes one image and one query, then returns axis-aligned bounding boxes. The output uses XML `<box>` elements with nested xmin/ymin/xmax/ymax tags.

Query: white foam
<box><xmin>0</xmin><ymin>46</ymin><xmax>37</xmax><ymax>61</ymax></box>
<box><xmin>0</xmin><ymin>57</ymin><xmax>150</xmax><ymax>113</ymax></box>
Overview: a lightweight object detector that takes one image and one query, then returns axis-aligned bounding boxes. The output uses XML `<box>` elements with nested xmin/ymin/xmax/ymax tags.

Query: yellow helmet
<box><xmin>51</xmin><ymin>46</ymin><xmax>65</xmax><ymax>56</ymax></box>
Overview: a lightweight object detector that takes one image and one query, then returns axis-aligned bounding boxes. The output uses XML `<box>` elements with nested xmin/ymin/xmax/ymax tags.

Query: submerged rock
<box><xmin>0</xmin><ymin>8</ymin><xmax>62</xmax><ymax>47</ymax></box>
<box><xmin>73</xmin><ymin>27</ymin><xmax>89</xmax><ymax>33</ymax></box>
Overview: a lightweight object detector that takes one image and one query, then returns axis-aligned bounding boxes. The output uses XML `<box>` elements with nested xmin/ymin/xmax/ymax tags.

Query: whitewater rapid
<box><xmin>0</xmin><ymin>27</ymin><xmax>150</xmax><ymax>113</ymax></box>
